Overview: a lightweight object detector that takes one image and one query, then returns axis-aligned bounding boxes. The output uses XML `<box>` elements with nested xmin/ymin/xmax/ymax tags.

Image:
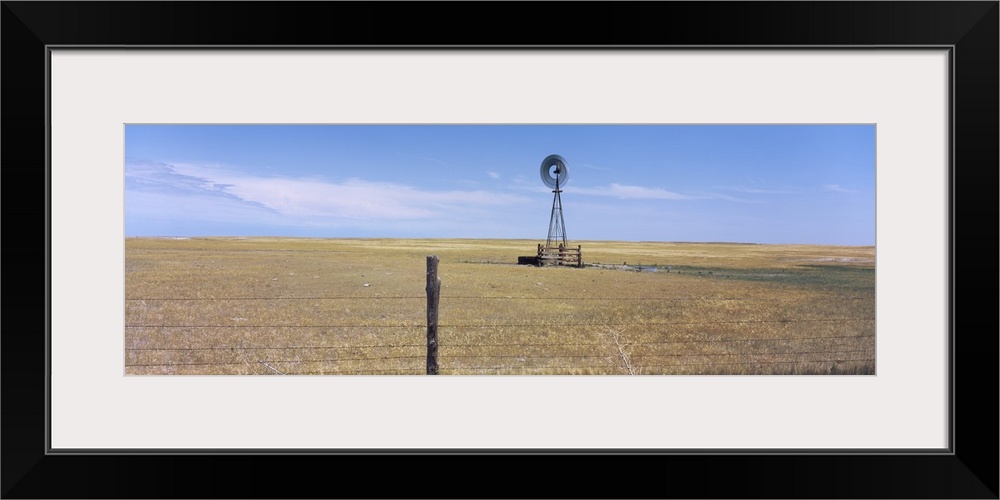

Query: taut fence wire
<box><xmin>125</xmin><ymin>299</ymin><xmax>874</xmax><ymax>375</ymax></box>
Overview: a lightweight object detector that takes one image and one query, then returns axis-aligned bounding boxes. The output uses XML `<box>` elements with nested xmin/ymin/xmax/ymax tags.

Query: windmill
<box><xmin>536</xmin><ymin>154</ymin><xmax>582</xmax><ymax>267</ymax></box>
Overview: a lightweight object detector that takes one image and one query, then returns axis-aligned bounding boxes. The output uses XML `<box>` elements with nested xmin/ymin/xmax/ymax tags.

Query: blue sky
<box><xmin>125</xmin><ymin>124</ymin><xmax>875</xmax><ymax>245</ymax></box>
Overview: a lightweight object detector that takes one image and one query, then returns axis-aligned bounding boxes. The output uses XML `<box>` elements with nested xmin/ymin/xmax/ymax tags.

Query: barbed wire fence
<box><xmin>125</xmin><ymin>256</ymin><xmax>876</xmax><ymax>375</ymax></box>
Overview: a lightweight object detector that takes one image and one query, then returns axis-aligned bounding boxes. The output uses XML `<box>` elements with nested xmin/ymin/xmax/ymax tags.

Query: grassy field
<box><xmin>124</xmin><ymin>237</ymin><xmax>875</xmax><ymax>375</ymax></box>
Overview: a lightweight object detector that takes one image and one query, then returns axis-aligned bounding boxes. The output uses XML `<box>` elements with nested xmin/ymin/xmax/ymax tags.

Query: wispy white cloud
<box><xmin>716</xmin><ymin>185</ymin><xmax>801</xmax><ymax>195</ymax></box>
<box><xmin>566</xmin><ymin>183</ymin><xmax>699</xmax><ymax>200</ymax></box>
<box><xmin>691</xmin><ymin>192</ymin><xmax>760</xmax><ymax>203</ymax></box>
<box><xmin>516</xmin><ymin>181</ymin><xmax>760</xmax><ymax>203</ymax></box>
<box><xmin>125</xmin><ymin>160</ymin><xmax>271</xmax><ymax>208</ymax></box>
<box><xmin>125</xmin><ymin>160</ymin><xmax>227</xmax><ymax>192</ymax></box>
<box><xmin>609</xmin><ymin>183</ymin><xmax>696</xmax><ymax>200</ymax></box>
<box><xmin>823</xmin><ymin>184</ymin><xmax>860</xmax><ymax>194</ymax></box>
<box><xmin>127</xmin><ymin>161</ymin><xmax>531</xmax><ymax>223</ymax></box>
<box><xmin>487</xmin><ymin>171</ymin><xmax>501</xmax><ymax>180</ymax></box>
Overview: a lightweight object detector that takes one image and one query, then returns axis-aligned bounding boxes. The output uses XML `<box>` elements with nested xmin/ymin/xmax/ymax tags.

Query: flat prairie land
<box><xmin>125</xmin><ymin>237</ymin><xmax>875</xmax><ymax>375</ymax></box>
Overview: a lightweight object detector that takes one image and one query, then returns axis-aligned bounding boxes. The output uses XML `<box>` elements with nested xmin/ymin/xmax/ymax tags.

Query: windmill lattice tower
<box><xmin>546</xmin><ymin>169</ymin><xmax>568</xmax><ymax>248</ymax></box>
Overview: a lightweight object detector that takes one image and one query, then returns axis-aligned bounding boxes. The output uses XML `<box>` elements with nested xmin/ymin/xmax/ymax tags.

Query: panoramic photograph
<box><xmin>124</xmin><ymin>124</ymin><xmax>875</xmax><ymax>375</ymax></box>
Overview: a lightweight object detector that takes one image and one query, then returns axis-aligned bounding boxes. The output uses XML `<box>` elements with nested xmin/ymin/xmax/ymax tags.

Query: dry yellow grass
<box><xmin>125</xmin><ymin>237</ymin><xmax>875</xmax><ymax>375</ymax></box>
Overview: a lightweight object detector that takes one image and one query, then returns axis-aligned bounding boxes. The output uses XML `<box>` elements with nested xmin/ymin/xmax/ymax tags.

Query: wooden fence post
<box><xmin>426</xmin><ymin>255</ymin><xmax>440</xmax><ymax>375</ymax></box>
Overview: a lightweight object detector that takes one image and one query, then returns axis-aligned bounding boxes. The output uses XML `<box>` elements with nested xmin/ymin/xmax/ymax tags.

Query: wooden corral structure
<box><xmin>537</xmin><ymin>243</ymin><xmax>582</xmax><ymax>267</ymax></box>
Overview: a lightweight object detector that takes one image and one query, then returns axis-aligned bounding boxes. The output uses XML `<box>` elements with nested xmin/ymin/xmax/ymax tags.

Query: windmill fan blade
<box><xmin>540</xmin><ymin>154</ymin><xmax>569</xmax><ymax>189</ymax></box>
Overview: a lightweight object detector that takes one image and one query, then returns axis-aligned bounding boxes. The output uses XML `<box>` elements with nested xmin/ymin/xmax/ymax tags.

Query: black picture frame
<box><xmin>3</xmin><ymin>2</ymin><xmax>996</xmax><ymax>498</ymax></box>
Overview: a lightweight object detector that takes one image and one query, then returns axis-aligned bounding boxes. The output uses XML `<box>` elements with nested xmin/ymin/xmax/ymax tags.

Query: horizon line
<box><xmin>124</xmin><ymin>235</ymin><xmax>875</xmax><ymax>247</ymax></box>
